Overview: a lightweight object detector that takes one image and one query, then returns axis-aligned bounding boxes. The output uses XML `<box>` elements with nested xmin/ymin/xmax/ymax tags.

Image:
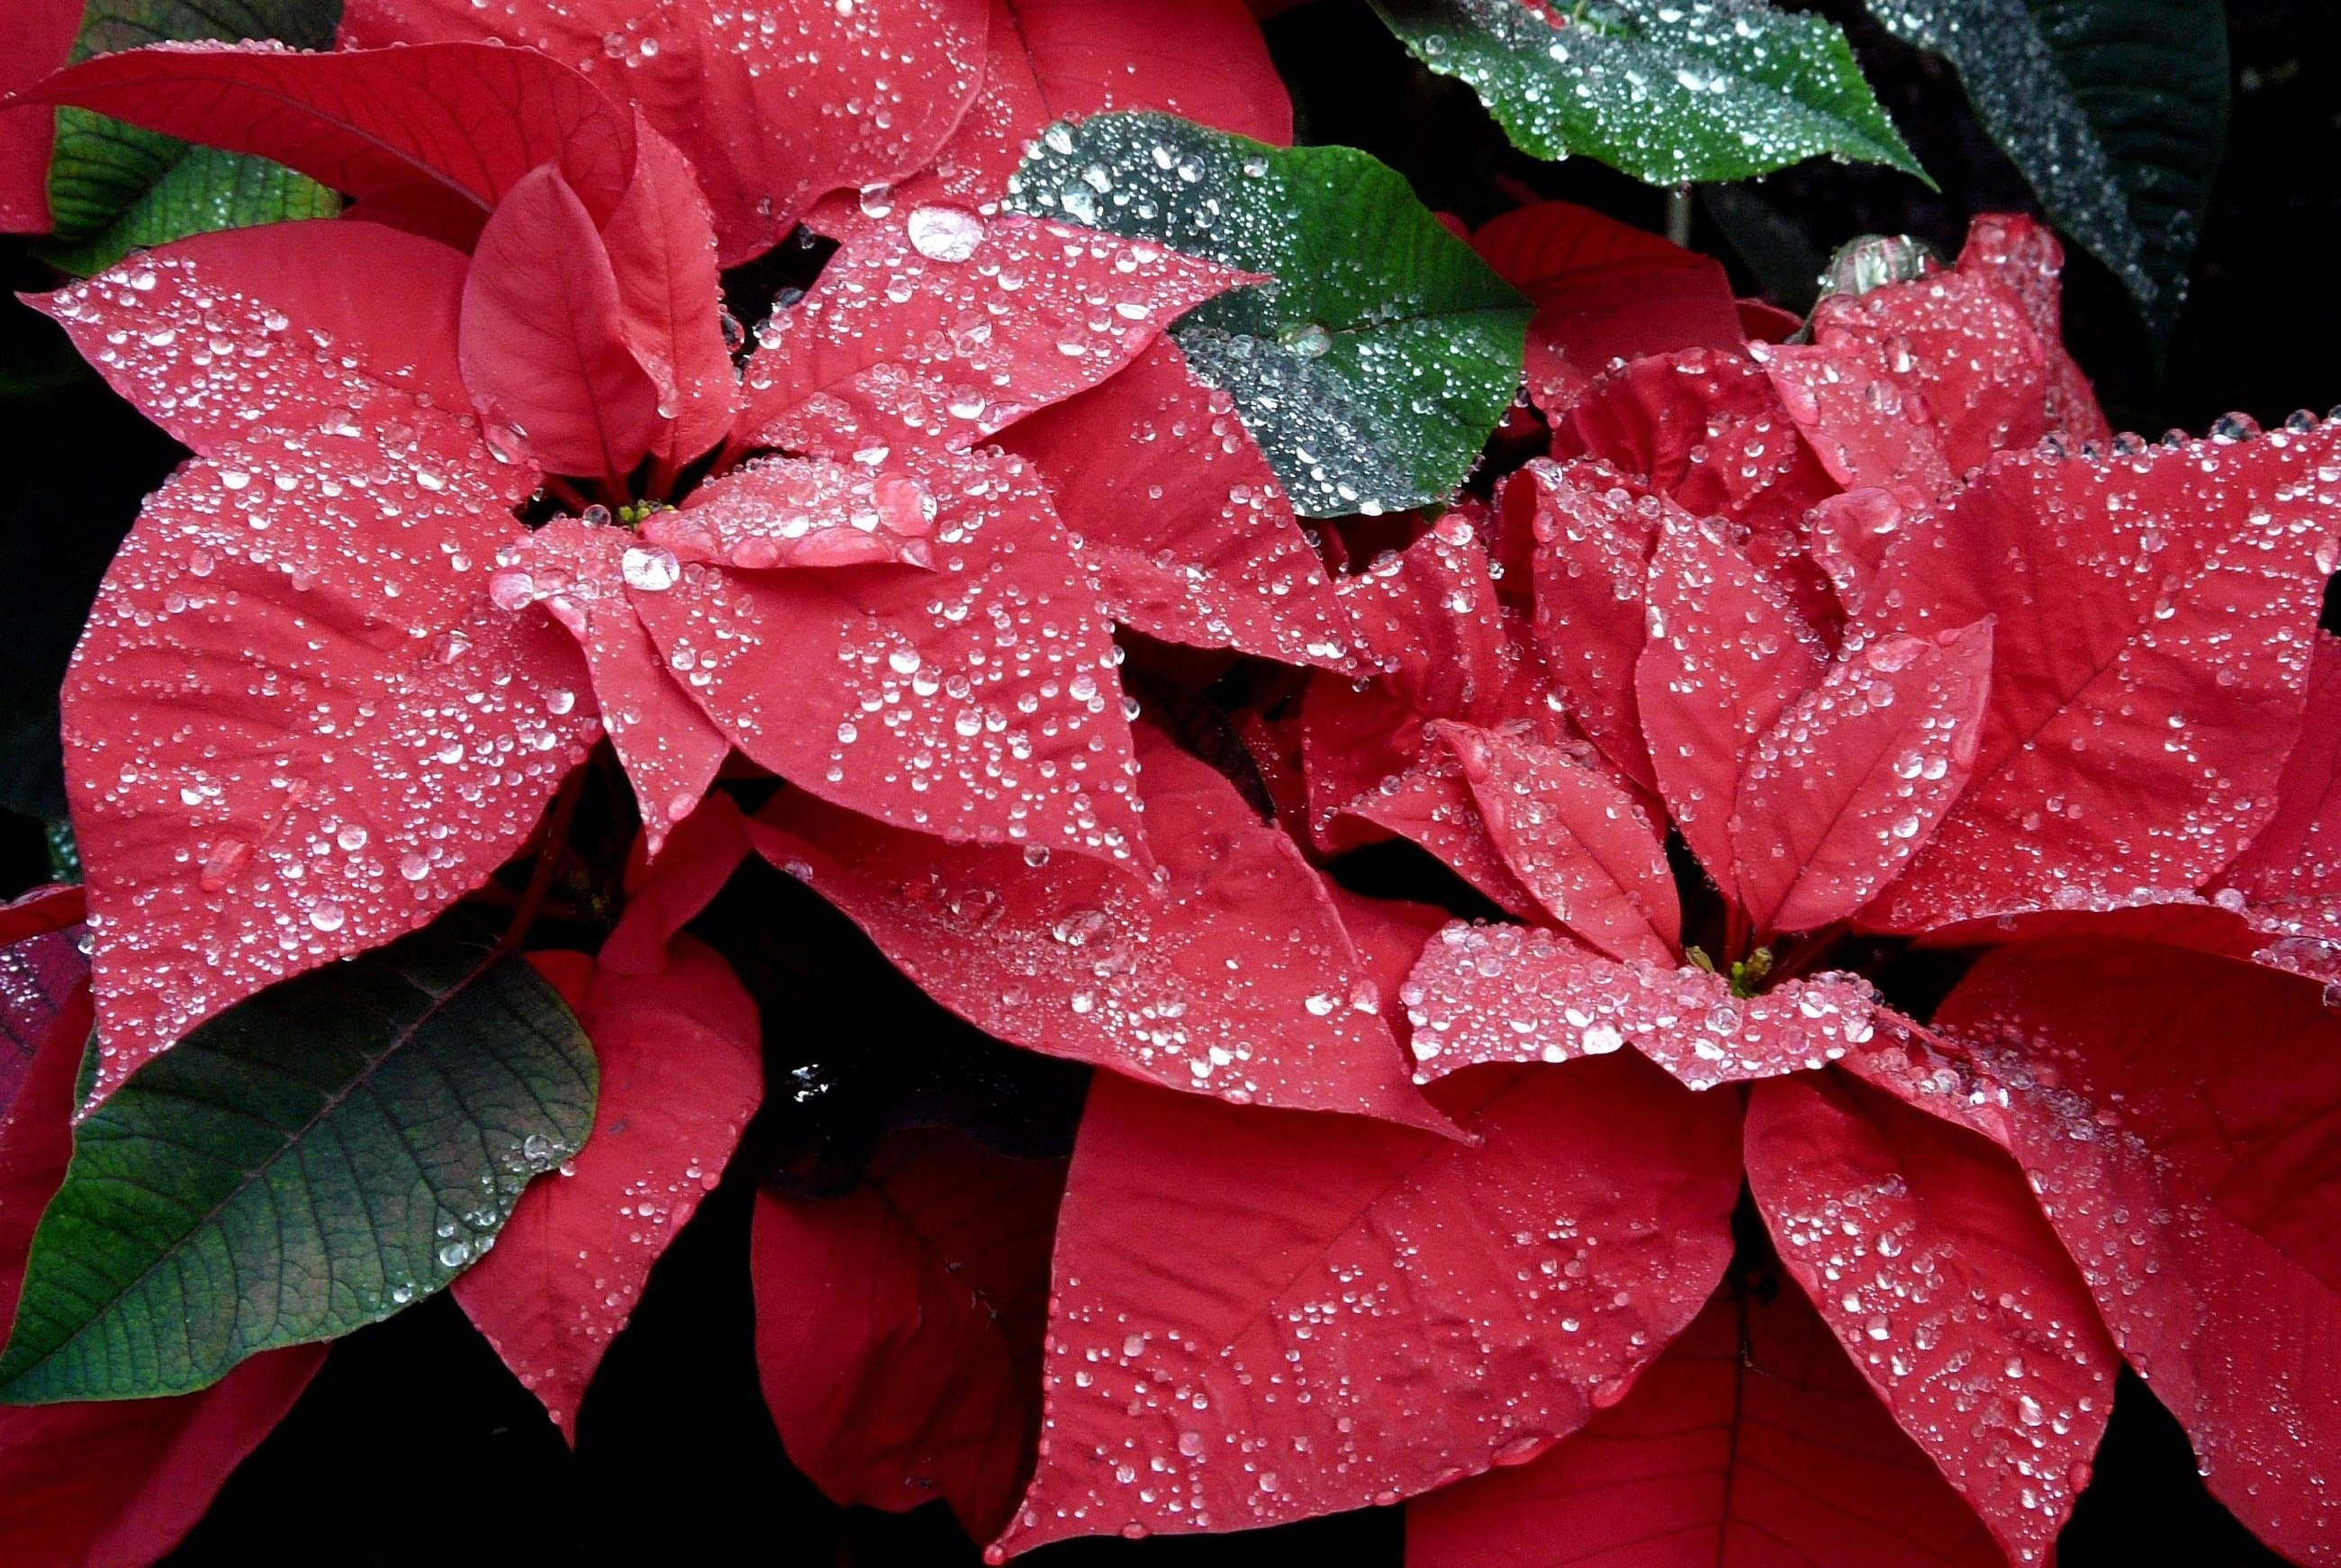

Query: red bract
<box><xmin>994</xmin><ymin>1052</ymin><xmax>1740</xmax><ymax>1555</ymax></box>
<box><xmin>1442</xmin><ymin>723</ymin><xmax>1678</xmax><ymax>962</ymax></box>
<box><xmin>459</xmin><ymin>164</ymin><xmax>666</xmax><ymax>480</ymax></box>
<box><xmin>29</xmin><ymin>41</ymin><xmax>1251</xmax><ymax>1092</ymax></box>
<box><xmin>451</xmin><ymin>935</ymin><xmax>762</xmax><ymax>1440</ymax></box>
<box><xmin>1406</xmin><ymin>1283</ymin><xmax>2005</xmax><ymax>1568</ymax></box>
<box><xmin>1745</xmin><ymin>1073</ymin><xmax>2122</xmax><ymax>1565</ymax></box>
<box><xmin>745</xmin><ymin>724</ymin><xmax>1442</xmax><ymax>1123</ymax></box>
<box><xmin>338</xmin><ymin>0</ymin><xmax>991</xmax><ymax>263</ymax></box>
<box><xmin>1914</xmin><ymin>941</ymin><xmax>2341</xmax><ymax>1564</ymax></box>
<box><xmin>754</xmin><ymin>1128</ymin><xmax>1066</xmax><ymax>1538</ymax></box>
<box><xmin>46</xmin><ymin>220</ymin><xmax>599</xmax><ymax>1100</ymax></box>
<box><xmin>1850</xmin><ymin>426</ymin><xmax>2339</xmax><ymax>933</ymax></box>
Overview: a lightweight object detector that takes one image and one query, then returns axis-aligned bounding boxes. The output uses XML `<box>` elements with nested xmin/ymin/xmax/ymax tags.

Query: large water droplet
<box><xmin>906</xmin><ymin>203</ymin><xmax>985</xmax><ymax>263</ymax></box>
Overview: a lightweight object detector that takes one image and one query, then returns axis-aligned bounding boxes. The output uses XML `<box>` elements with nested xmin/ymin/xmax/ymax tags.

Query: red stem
<box><xmin>1722</xmin><ymin>900</ymin><xmax>1751</xmax><ymax>969</ymax></box>
<box><xmin>1771</xmin><ymin>921</ymin><xmax>1852</xmax><ymax>983</ymax></box>
<box><xmin>494</xmin><ymin>770</ymin><xmax>585</xmax><ymax>958</ymax></box>
<box><xmin>645</xmin><ymin>450</ymin><xmax>680</xmax><ymax>504</ymax></box>
<box><xmin>542</xmin><ymin>475</ymin><xmax>593</xmax><ymax>514</ymax></box>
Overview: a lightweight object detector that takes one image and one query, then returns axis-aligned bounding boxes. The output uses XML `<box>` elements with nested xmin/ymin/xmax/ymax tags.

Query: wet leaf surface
<box><xmin>1373</xmin><ymin>0</ymin><xmax>1925</xmax><ymax>186</ymax></box>
<box><xmin>1005</xmin><ymin>111</ymin><xmax>1529</xmax><ymax>516</ymax></box>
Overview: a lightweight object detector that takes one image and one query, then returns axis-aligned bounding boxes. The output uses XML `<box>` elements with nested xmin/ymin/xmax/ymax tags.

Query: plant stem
<box><xmin>543</xmin><ymin>475</ymin><xmax>593</xmax><ymax>514</ymax></box>
<box><xmin>1772</xmin><ymin>921</ymin><xmax>1851</xmax><ymax>983</ymax></box>
<box><xmin>497</xmin><ymin>770</ymin><xmax>585</xmax><ymax>957</ymax></box>
<box><xmin>1666</xmin><ymin>184</ymin><xmax>1695</xmax><ymax>248</ymax></box>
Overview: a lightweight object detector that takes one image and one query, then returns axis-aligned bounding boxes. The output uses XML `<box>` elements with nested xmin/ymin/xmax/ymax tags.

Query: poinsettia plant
<box><xmin>0</xmin><ymin>0</ymin><xmax>2330</xmax><ymax>1563</ymax></box>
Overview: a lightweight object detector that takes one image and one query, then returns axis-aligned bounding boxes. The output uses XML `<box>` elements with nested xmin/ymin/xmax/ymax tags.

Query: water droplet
<box><xmin>621</xmin><ymin>545</ymin><xmax>681</xmax><ymax>592</ymax></box>
<box><xmin>906</xmin><ymin>203</ymin><xmax>985</xmax><ymax>263</ymax></box>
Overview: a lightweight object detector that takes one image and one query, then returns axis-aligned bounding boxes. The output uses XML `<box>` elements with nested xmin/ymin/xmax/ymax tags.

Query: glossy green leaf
<box><xmin>0</xmin><ymin>915</ymin><xmax>596</xmax><ymax>1403</ymax></box>
<box><xmin>1005</xmin><ymin>113</ymin><xmax>1530</xmax><ymax>517</ymax></box>
<box><xmin>1863</xmin><ymin>0</ymin><xmax>2228</xmax><ymax>341</ymax></box>
<box><xmin>41</xmin><ymin>0</ymin><xmax>342</xmax><ymax>275</ymax></box>
<box><xmin>1371</xmin><ymin>0</ymin><xmax>1926</xmax><ymax>186</ymax></box>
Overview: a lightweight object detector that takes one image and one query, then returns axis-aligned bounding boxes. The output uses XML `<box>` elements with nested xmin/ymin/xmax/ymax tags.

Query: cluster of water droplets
<box><xmin>1859</xmin><ymin>410</ymin><xmax>2341</xmax><ymax>931</ymax></box>
<box><xmin>1762</xmin><ymin>1122</ymin><xmax>2114</xmax><ymax>1560</ymax></box>
<box><xmin>647</xmin><ymin>453</ymin><xmax>940</xmax><ymax>569</ymax></box>
<box><xmin>47</xmin><ymin>251</ymin><xmax>602</xmax><ymax>1078</ymax></box>
<box><xmin>1005</xmin><ymin>113</ymin><xmax>1528</xmax><ymax>518</ymax></box>
<box><xmin>1008</xmin><ymin>1059</ymin><xmax>1728</xmax><ymax>1552</ymax></box>
<box><xmin>1402</xmin><ymin>923</ymin><xmax>1881</xmax><ymax>1089</ymax></box>
<box><xmin>1384</xmin><ymin>0</ymin><xmax>1916</xmax><ymax>185</ymax></box>
<box><xmin>741</xmin><ymin>205</ymin><xmax>1220</xmax><ymax>456</ymax></box>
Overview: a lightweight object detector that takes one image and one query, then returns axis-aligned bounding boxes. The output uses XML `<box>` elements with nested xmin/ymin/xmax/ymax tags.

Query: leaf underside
<box><xmin>41</xmin><ymin>0</ymin><xmax>344</xmax><ymax>275</ymax></box>
<box><xmin>0</xmin><ymin>913</ymin><xmax>596</xmax><ymax>1404</ymax></box>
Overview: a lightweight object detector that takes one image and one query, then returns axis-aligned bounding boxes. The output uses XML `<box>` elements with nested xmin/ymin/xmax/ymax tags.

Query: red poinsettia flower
<box><xmin>964</xmin><ymin>213</ymin><xmax>2341</xmax><ymax>1563</ymax></box>
<box><xmin>15</xmin><ymin>39</ymin><xmax>1276</xmax><ymax>1098</ymax></box>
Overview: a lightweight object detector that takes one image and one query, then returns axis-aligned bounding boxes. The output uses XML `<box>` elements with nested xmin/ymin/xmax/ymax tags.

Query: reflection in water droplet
<box><xmin>621</xmin><ymin>545</ymin><xmax>681</xmax><ymax>592</ymax></box>
<box><xmin>906</xmin><ymin>203</ymin><xmax>986</xmax><ymax>263</ymax></box>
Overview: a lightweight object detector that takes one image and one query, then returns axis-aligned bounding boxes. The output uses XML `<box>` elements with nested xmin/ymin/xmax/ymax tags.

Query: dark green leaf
<box><xmin>41</xmin><ymin>0</ymin><xmax>343</xmax><ymax>275</ymax></box>
<box><xmin>0</xmin><ymin>914</ymin><xmax>596</xmax><ymax>1403</ymax></box>
<box><xmin>1862</xmin><ymin>0</ymin><xmax>2228</xmax><ymax>341</ymax></box>
<box><xmin>1371</xmin><ymin>0</ymin><xmax>1927</xmax><ymax>186</ymax></box>
<box><xmin>1005</xmin><ymin>113</ymin><xmax>1531</xmax><ymax>517</ymax></box>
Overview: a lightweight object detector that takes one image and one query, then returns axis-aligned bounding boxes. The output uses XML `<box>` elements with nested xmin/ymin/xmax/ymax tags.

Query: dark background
<box><xmin>2</xmin><ymin>0</ymin><xmax>2333</xmax><ymax>1562</ymax></box>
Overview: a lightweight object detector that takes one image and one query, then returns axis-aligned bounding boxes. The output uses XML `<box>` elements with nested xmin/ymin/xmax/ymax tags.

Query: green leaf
<box><xmin>1370</xmin><ymin>0</ymin><xmax>1927</xmax><ymax>187</ymax></box>
<box><xmin>1861</xmin><ymin>0</ymin><xmax>2228</xmax><ymax>342</ymax></box>
<box><xmin>0</xmin><ymin>915</ymin><xmax>597</xmax><ymax>1404</ymax></box>
<box><xmin>41</xmin><ymin>0</ymin><xmax>343</xmax><ymax>275</ymax></box>
<box><xmin>42</xmin><ymin>140</ymin><xmax>341</xmax><ymax>276</ymax></box>
<box><xmin>1005</xmin><ymin>113</ymin><xmax>1531</xmax><ymax>517</ymax></box>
